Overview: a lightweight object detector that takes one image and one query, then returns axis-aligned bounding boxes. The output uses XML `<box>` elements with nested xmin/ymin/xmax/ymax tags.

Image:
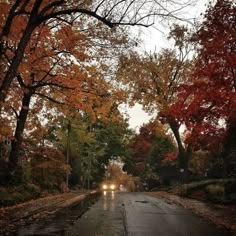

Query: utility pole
<box><xmin>66</xmin><ymin>120</ymin><xmax>71</xmax><ymax>189</ymax></box>
<box><xmin>88</xmin><ymin>155</ymin><xmax>91</xmax><ymax>189</ymax></box>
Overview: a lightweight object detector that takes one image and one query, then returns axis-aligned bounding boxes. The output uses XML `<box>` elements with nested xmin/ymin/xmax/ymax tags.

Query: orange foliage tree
<box><xmin>117</xmin><ymin>25</ymin><xmax>193</xmax><ymax>180</ymax></box>
<box><xmin>1</xmin><ymin>15</ymin><xmax>131</xmax><ymax>181</ymax></box>
<box><xmin>0</xmin><ymin>0</ymin><xmax>195</xmax><ymax>107</ymax></box>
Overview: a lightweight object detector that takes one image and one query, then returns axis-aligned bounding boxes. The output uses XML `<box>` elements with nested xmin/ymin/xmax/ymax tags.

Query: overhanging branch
<box><xmin>35</xmin><ymin>92</ymin><xmax>64</xmax><ymax>104</ymax></box>
<box><xmin>36</xmin><ymin>82</ymin><xmax>75</xmax><ymax>90</ymax></box>
<box><xmin>11</xmin><ymin>106</ymin><xmax>19</xmax><ymax>119</ymax></box>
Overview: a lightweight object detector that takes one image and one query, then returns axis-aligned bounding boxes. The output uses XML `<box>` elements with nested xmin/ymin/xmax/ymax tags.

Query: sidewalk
<box><xmin>0</xmin><ymin>190</ymin><xmax>95</xmax><ymax>235</ymax></box>
<box><xmin>147</xmin><ymin>191</ymin><xmax>236</xmax><ymax>234</ymax></box>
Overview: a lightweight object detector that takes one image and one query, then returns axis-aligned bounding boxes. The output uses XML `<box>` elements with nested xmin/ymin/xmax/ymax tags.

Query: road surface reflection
<box><xmin>103</xmin><ymin>190</ymin><xmax>116</xmax><ymax>210</ymax></box>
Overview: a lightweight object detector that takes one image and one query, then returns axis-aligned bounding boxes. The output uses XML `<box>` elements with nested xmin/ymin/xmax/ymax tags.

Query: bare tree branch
<box><xmin>11</xmin><ymin>105</ymin><xmax>19</xmax><ymax>119</ymax></box>
<box><xmin>38</xmin><ymin>8</ymin><xmax>115</xmax><ymax>28</ymax></box>
<box><xmin>35</xmin><ymin>92</ymin><xmax>64</xmax><ymax>104</ymax></box>
<box><xmin>95</xmin><ymin>0</ymin><xmax>107</xmax><ymax>13</ymax></box>
<box><xmin>16</xmin><ymin>74</ymin><xmax>27</xmax><ymax>88</ymax></box>
<box><xmin>39</xmin><ymin>0</ymin><xmax>65</xmax><ymax>16</ymax></box>
<box><xmin>118</xmin><ymin>0</ymin><xmax>135</xmax><ymax>23</ymax></box>
<box><xmin>105</xmin><ymin>0</ymin><xmax>127</xmax><ymax>18</ymax></box>
<box><xmin>35</xmin><ymin>82</ymin><xmax>75</xmax><ymax>90</ymax></box>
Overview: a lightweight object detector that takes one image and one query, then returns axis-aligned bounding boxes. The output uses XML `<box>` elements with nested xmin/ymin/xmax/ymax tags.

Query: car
<box><xmin>101</xmin><ymin>181</ymin><xmax>117</xmax><ymax>191</ymax></box>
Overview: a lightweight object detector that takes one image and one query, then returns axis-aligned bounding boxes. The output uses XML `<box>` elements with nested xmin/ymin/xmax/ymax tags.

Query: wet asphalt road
<box><xmin>15</xmin><ymin>191</ymin><xmax>231</xmax><ymax>236</ymax></box>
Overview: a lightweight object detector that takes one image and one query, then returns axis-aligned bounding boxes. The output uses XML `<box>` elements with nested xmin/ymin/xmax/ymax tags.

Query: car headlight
<box><xmin>110</xmin><ymin>184</ymin><xmax>115</xmax><ymax>190</ymax></box>
<box><xmin>102</xmin><ymin>184</ymin><xmax>108</xmax><ymax>190</ymax></box>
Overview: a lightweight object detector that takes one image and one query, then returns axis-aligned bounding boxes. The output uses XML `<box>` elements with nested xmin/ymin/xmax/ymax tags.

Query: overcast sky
<box><xmin>126</xmin><ymin>0</ymin><xmax>208</xmax><ymax>131</ymax></box>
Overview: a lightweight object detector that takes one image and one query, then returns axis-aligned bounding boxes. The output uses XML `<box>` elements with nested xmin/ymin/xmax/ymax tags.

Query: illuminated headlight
<box><xmin>110</xmin><ymin>184</ymin><xmax>115</xmax><ymax>190</ymax></box>
<box><xmin>102</xmin><ymin>184</ymin><xmax>108</xmax><ymax>190</ymax></box>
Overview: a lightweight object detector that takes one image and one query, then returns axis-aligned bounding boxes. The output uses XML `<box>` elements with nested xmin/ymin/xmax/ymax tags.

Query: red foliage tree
<box><xmin>128</xmin><ymin>120</ymin><xmax>173</xmax><ymax>175</ymax></box>
<box><xmin>161</xmin><ymin>152</ymin><xmax>177</xmax><ymax>166</ymax></box>
<box><xmin>132</xmin><ymin>122</ymin><xmax>156</xmax><ymax>165</ymax></box>
<box><xmin>164</xmin><ymin>0</ymin><xmax>236</xmax><ymax>175</ymax></box>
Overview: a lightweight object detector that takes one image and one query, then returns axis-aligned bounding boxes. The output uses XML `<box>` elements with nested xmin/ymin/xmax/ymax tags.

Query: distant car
<box><xmin>101</xmin><ymin>181</ymin><xmax>117</xmax><ymax>191</ymax></box>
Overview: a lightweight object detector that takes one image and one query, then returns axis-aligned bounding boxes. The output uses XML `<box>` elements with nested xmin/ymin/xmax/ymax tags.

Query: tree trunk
<box><xmin>223</xmin><ymin>111</ymin><xmax>236</xmax><ymax>177</ymax></box>
<box><xmin>169</xmin><ymin>120</ymin><xmax>192</xmax><ymax>182</ymax></box>
<box><xmin>8</xmin><ymin>91</ymin><xmax>32</xmax><ymax>178</ymax></box>
<box><xmin>0</xmin><ymin>23</ymin><xmax>35</xmax><ymax>106</ymax></box>
<box><xmin>0</xmin><ymin>0</ymin><xmax>42</xmax><ymax>108</ymax></box>
<box><xmin>0</xmin><ymin>0</ymin><xmax>21</xmax><ymax>62</ymax></box>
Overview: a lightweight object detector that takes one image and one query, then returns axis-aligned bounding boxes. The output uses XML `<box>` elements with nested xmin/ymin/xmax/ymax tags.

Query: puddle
<box><xmin>136</xmin><ymin>200</ymin><xmax>149</xmax><ymax>204</ymax></box>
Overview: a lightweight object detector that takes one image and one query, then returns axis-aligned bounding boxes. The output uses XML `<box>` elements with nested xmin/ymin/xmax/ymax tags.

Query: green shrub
<box><xmin>206</xmin><ymin>184</ymin><xmax>225</xmax><ymax>202</ymax></box>
<box><xmin>0</xmin><ymin>189</ymin><xmax>25</xmax><ymax>206</ymax></box>
<box><xmin>11</xmin><ymin>192</ymin><xmax>25</xmax><ymax>204</ymax></box>
<box><xmin>21</xmin><ymin>162</ymin><xmax>32</xmax><ymax>184</ymax></box>
<box><xmin>0</xmin><ymin>189</ymin><xmax>12</xmax><ymax>206</ymax></box>
<box><xmin>25</xmin><ymin>183</ymin><xmax>41</xmax><ymax>197</ymax></box>
<box><xmin>224</xmin><ymin>180</ymin><xmax>236</xmax><ymax>201</ymax></box>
